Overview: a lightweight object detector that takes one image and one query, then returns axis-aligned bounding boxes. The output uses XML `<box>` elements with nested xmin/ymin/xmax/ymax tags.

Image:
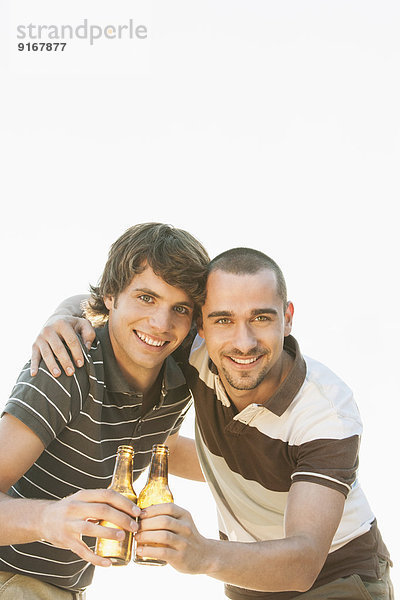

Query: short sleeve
<box><xmin>290</xmin><ymin>434</ymin><xmax>360</xmax><ymax>497</ymax></box>
<box><xmin>2</xmin><ymin>359</ymin><xmax>89</xmax><ymax>447</ymax></box>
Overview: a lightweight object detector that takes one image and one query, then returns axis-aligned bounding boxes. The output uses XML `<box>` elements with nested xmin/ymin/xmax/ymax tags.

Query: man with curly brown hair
<box><xmin>0</xmin><ymin>223</ymin><xmax>209</xmax><ymax>599</ymax></box>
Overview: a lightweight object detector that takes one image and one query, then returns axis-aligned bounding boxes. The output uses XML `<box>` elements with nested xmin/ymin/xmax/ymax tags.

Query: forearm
<box><xmin>138</xmin><ymin>483</ymin><xmax>342</xmax><ymax>592</ymax></box>
<box><xmin>0</xmin><ymin>492</ymin><xmax>52</xmax><ymax>545</ymax></box>
<box><xmin>168</xmin><ymin>435</ymin><xmax>205</xmax><ymax>482</ymax></box>
<box><xmin>200</xmin><ymin>535</ymin><xmax>321</xmax><ymax>593</ymax></box>
<box><xmin>52</xmin><ymin>295</ymin><xmax>89</xmax><ymax>318</ymax></box>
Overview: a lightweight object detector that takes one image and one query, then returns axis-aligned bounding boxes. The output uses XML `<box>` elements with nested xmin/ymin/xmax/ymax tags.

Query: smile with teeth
<box><xmin>229</xmin><ymin>356</ymin><xmax>260</xmax><ymax>365</ymax></box>
<box><xmin>135</xmin><ymin>330</ymin><xmax>168</xmax><ymax>348</ymax></box>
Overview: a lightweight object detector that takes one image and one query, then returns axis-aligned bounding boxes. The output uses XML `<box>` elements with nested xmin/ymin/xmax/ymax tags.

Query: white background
<box><xmin>0</xmin><ymin>1</ymin><xmax>398</xmax><ymax>598</ymax></box>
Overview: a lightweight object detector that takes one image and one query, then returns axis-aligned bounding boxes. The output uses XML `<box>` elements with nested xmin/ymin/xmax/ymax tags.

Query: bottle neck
<box><xmin>148</xmin><ymin>451</ymin><xmax>168</xmax><ymax>481</ymax></box>
<box><xmin>111</xmin><ymin>452</ymin><xmax>134</xmax><ymax>488</ymax></box>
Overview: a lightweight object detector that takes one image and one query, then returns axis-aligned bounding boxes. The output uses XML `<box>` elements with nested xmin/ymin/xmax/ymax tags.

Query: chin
<box><xmin>224</xmin><ymin>375</ymin><xmax>258</xmax><ymax>391</ymax></box>
<box><xmin>231</xmin><ymin>381</ymin><xmax>260</xmax><ymax>391</ymax></box>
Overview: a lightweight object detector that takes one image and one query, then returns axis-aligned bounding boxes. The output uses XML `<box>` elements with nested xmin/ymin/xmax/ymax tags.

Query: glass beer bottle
<box><xmin>134</xmin><ymin>444</ymin><xmax>173</xmax><ymax>566</ymax></box>
<box><xmin>95</xmin><ymin>445</ymin><xmax>137</xmax><ymax>565</ymax></box>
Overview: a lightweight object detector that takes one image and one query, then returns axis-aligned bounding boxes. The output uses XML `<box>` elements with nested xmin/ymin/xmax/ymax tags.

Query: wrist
<box><xmin>201</xmin><ymin>538</ymin><xmax>225</xmax><ymax>576</ymax></box>
<box><xmin>36</xmin><ymin>499</ymin><xmax>56</xmax><ymax>542</ymax></box>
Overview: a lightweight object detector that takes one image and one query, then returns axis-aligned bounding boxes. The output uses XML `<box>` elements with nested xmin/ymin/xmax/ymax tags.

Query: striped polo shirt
<box><xmin>185</xmin><ymin>334</ymin><xmax>390</xmax><ymax>600</ymax></box>
<box><xmin>0</xmin><ymin>324</ymin><xmax>192</xmax><ymax>592</ymax></box>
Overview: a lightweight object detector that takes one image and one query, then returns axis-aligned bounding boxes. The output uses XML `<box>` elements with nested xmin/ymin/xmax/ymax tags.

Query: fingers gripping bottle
<box><xmin>95</xmin><ymin>445</ymin><xmax>137</xmax><ymax>565</ymax></box>
<box><xmin>134</xmin><ymin>444</ymin><xmax>173</xmax><ymax>566</ymax></box>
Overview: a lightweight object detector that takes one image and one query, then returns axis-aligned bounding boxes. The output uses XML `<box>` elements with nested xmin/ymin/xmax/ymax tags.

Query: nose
<box><xmin>148</xmin><ymin>306</ymin><xmax>173</xmax><ymax>334</ymax></box>
<box><xmin>230</xmin><ymin>323</ymin><xmax>257</xmax><ymax>354</ymax></box>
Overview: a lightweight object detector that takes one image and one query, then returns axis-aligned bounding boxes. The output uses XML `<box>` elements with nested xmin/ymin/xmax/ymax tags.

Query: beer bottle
<box><xmin>134</xmin><ymin>444</ymin><xmax>173</xmax><ymax>566</ymax></box>
<box><xmin>95</xmin><ymin>445</ymin><xmax>137</xmax><ymax>565</ymax></box>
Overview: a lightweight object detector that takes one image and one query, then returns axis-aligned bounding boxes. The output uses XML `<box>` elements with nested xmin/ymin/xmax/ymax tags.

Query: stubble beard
<box><xmin>220</xmin><ymin>349</ymin><xmax>271</xmax><ymax>391</ymax></box>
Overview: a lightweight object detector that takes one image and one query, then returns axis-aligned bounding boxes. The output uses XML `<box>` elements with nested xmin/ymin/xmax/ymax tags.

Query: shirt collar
<box><xmin>263</xmin><ymin>335</ymin><xmax>306</xmax><ymax>416</ymax></box>
<box><xmin>96</xmin><ymin>323</ymin><xmax>186</xmax><ymax>396</ymax></box>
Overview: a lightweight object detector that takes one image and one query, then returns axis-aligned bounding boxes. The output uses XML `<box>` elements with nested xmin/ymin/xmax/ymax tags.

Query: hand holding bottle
<box><xmin>135</xmin><ymin>502</ymin><xmax>214</xmax><ymax>574</ymax></box>
<box><xmin>40</xmin><ymin>488</ymin><xmax>140</xmax><ymax>567</ymax></box>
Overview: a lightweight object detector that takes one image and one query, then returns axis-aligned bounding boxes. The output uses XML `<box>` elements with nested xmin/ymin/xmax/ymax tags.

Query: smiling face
<box><xmin>199</xmin><ymin>268</ymin><xmax>294</xmax><ymax>407</ymax></box>
<box><xmin>104</xmin><ymin>265</ymin><xmax>194</xmax><ymax>392</ymax></box>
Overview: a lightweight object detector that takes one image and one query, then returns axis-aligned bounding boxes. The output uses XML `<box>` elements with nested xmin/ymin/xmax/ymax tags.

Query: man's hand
<box><xmin>31</xmin><ymin>315</ymin><xmax>95</xmax><ymax>378</ymax></box>
<box><xmin>0</xmin><ymin>414</ymin><xmax>140</xmax><ymax>567</ymax></box>
<box><xmin>135</xmin><ymin>503</ymin><xmax>213</xmax><ymax>574</ymax></box>
<box><xmin>134</xmin><ymin>482</ymin><xmax>345</xmax><ymax>593</ymax></box>
<box><xmin>39</xmin><ymin>488</ymin><xmax>140</xmax><ymax>567</ymax></box>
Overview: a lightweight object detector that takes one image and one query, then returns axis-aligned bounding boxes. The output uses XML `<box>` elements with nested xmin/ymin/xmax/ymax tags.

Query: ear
<box><xmin>104</xmin><ymin>295</ymin><xmax>114</xmax><ymax>311</ymax></box>
<box><xmin>284</xmin><ymin>301</ymin><xmax>294</xmax><ymax>336</ymax></box>
<box><xmin>196</xmin><ymin>315</ymin><xmax>205</xmax><ymax>339</ymax></box>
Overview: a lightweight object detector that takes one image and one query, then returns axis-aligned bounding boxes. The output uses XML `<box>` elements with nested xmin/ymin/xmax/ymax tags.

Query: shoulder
<box><xmin>303</xmin><ymin>356</ymin><xmax>358</xmax><ymax>414</ymax></box>
<box><xmin>289</xmin><ymin>355</ymin><xmax>362</xmax><ymax>444</ymax></box>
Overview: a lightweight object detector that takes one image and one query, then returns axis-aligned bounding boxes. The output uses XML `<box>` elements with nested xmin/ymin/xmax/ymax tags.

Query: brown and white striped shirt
<box><xmin>184</xmin><ymin>334</ymin><xmax>390</xmax><ymax>600</ymax></box>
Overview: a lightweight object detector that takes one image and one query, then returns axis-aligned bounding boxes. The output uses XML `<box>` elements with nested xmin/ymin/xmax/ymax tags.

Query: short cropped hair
<box><xmin>86</xmin><ymin>223</ymin><xmax>209</xmax><ymax>325</ymax></box>
<box><xmin>207</xmin><ymin>247</ymin><xmax>287</xmax><ymax>309</ymax></box>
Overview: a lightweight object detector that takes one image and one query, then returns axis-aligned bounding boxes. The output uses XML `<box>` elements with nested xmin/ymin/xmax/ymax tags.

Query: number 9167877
<box><xmin>18</xmin><ymin>42</ymin><xmax>67</xmax><ymax>51</ymax></box>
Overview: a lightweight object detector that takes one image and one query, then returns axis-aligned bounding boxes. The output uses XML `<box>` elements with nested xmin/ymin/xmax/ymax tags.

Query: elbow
<box><xmin>291</xmin><ymin>554</ymin><xmax>323</xmax><ymax>593</ymax></box>
<box><xmin>294</xmin><ymin>572</ymin><xmax>318</xmax><ymax>593</ymax></box>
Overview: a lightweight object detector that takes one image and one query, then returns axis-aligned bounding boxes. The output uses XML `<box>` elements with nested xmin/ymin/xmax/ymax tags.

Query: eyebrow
<box><xmin>134</xmin><ymin>288</ymin><xmax>194</xmax><ymax>308</ymax></box>
<box><xmin>207</xmin><ymin>308</ymin><xmax>279</xmax><ymax>318</ymax></box>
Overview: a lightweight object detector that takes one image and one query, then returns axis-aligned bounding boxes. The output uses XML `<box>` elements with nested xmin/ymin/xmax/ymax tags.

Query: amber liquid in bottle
<box><xmin>134</xmin><ymin>444</ymin><xmax>173</xmax><ymax>566</ymax></box>
<box><xmin>95</xmin><ymin>445</ymin><xmax>137</xmax><ymax>566</ymax></box>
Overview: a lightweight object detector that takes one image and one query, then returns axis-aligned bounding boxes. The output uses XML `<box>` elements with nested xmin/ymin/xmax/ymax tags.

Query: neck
<box><xmin>222</xmin><ymin>350</ymin><xmax>294</xmax><ymax>413</ymax></box>
<box><xmin>117</xmin><ymin>361</ymin><xmax>162</xmax><ymax>394</ymax></box>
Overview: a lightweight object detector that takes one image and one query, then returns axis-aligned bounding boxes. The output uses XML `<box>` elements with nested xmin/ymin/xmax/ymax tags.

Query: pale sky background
<box><xmin>0</xmin><ymin>0</ymin><xmax>399</xmax><ymax>597</ymax></box>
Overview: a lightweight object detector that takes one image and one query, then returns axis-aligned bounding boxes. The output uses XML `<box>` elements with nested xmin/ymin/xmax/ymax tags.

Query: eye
<box><xmin>174</xmin><ymin>305</ymin><xmax>190</xmax><ymax>315</ymax></box>
<box><xmin>139</xmin><ymin>294</ymin><xmax>154</xmax><ymax>303</ymax></box>
<box><xmin>216</xmin><ymin>318</ymin><xmax>232</xmax><ymax>325</ymax></box>
<box><xmin>254</xmin><ymin>315</ymin><xmax>271</xmax><ymax>322</ymax></box>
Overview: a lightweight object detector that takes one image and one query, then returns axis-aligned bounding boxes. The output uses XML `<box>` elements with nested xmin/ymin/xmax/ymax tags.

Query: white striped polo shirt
<box><xmin>0</xmin><ymin>324</ymin><xmax>192</xmax><ymax>592</ymax></box>
<box><xmin>185</xmin><ymin>334</ymin><xmax>390</xmax><ymax>600</ymax></box>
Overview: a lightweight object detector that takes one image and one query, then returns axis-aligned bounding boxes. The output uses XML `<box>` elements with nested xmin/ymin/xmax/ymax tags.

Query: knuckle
<box><xmin>177</xmin><ymin>537</ymin><xmax>189</xmax><ymax>551</ymax></box>
<box><xmin>72</xmin><ymin>490</ymin><xmax>85</xmax><ymax>500</ymax></box>
<box><xmin>52</xmin><ymin>339</ymin><xmax>67</xmax><ymax>354</ymax></box>
<box><xmin>102</xmin><ymin>489</ymin><xmax>114</xmax><ymax>503</ymax></box>
<box><xmin>39</xmin><ymin>345</ymin><xmax>52</xmax><ymax>359</ymax></box>
<box><xmin>157</xmin><ymin>547</ymin><xmax>168</xmax><ymax>560</ymax></box>
<box><xmin>104</xmin><ymin>488</ymin><xmax>120</xmax><ymax>502</ymax></box>
<box><xmin>98</xmin><ymin>503</ymin><xmax>116</xmax><ymax>521</ymax></box>
<box><xmin>81</xmin><ymin>521</ymin><xmax>98</xmax><ymax>536</ymax></box>
<box><xmin>160</xmin><ymin>516</ymin><xmax>172</xmax><ymax>528</ymax></box>
<box><xmin>64</xmin><ymin>334</ymin><xmax>80</xmax><ymax>347</ymax></box>
<box><xmin>181</xmin><ymin>524</ymin><xmax>192</xmax><ymax>537</ymax></box>
<box><xmin>64</xmin><ymin>501</ymin><xmax>77</xmax><ymax>517</ymax></box>
<box><xmin>63</xmin><ymin>497</ymin><xmax>83</xmax><ymax>515</ymax></box>
<box><xmin>57</xmin><ymin>319</ymin><xmax>72</xmax><ymax>331</ymax></box>
<box><xmin>158</xmin><ymin>531</ymin><xmax>171</xmax><ymax>544</ymax></box>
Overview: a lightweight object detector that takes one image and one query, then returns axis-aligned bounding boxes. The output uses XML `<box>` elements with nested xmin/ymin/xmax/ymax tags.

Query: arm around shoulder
<box><xmin>31</xmin><ymin>294</ymin><xmax>95</xmax><ymax>377</ymax></box>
